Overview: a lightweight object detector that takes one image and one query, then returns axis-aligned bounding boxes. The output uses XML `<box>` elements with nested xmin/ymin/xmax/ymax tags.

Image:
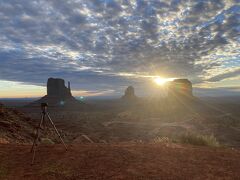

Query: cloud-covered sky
<box><xmin>0</xmin><ymin>0</ymin><xmax>239</xmax><ymax>97</ymax></box>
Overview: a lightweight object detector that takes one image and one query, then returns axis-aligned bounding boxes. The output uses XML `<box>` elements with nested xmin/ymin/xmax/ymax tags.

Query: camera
<box><xmin>41</xmin><ymin>103</ymin><xmax>48</xmax><ymax>108</ymax></box>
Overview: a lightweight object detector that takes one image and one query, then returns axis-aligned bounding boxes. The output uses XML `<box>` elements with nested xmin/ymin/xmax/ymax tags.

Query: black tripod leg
<box><xmin>46</xmin><ymin>112</ymin><xmax>67</xmax><ymax>151</ymax></box>
<box><xmin>31</xmin><ymin>114</ymin><xmax>44</xmax><ymax>153</ymax></box>
<box><xmin>30</xmin><ymin>114</ymin><xmax>45</xmax><ymax>165</ymax></box>
<box><xmin>31</xmin><ymin>140</ymin><xmax>37</xmax><ymax>165</ymax></box>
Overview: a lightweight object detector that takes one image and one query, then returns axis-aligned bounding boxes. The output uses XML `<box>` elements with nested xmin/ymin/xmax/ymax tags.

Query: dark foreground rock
<box><xmin>0</xmin><ymin>103</ymin><xmax>34</xmax><ymax>143</ymax></box>
<box><xmin>0</xmin><ymin>103</ymin><xmax>70</xmax><ymax>144</ymax></box>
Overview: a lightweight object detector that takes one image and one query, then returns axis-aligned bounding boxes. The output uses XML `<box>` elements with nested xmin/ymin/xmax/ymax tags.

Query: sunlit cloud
<box><xmin>72</xmin><ymin>89</ymin><xmax>115</xmax><ymax>97</ymax></box>
<box><xmin>0</xmin><ymin>0</ymin><xmax>239</xmax><ymax>97</ymax></box>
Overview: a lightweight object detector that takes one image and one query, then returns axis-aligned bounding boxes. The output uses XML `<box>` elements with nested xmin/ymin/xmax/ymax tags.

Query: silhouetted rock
<box><xmin>121</xmin><ymin>86</ymin><xmax>137</xmax><ymax>100</ymax></box>
<box><xmin>168</xmin><ymin>79</ymin><xmax>193</xmax><ymax>99</ymax></box>
<box><xmin>47</xmin><ymin>78</ymin><xmax>72</xmax><ymax>98</ymax></box>
<box><xmin>28</xmin><ymin>78</ymin><xmax>86</xmax><ymax>108</ymax></box>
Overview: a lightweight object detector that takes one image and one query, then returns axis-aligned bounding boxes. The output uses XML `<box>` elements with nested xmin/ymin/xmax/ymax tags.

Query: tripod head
<box><xmin>41</xmin><ymin>103</ymin><xmax>48</xmax><ymax>114</ymax></box>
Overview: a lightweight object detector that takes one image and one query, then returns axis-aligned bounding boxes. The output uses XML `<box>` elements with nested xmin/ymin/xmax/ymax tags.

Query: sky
<box><xmin>0</xmin><ymin>0</ymin><xmax>239</xmax><ymax>98</ymax></box>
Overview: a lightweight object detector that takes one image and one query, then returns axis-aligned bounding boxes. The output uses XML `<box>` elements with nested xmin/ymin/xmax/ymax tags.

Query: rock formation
<box><xmin>121</xmin><ymin>86</ymin><xmax>137</xmax><ymax>100</ymax></box>
<box><xmin>168</xmin><ymin>79</ymin><xmax>193</xmax><ymax>99</ymax></box>
<box><xmin>0</xmin><ymin>103</ymin><xmax>70</xmax><ymax>143</ymax></box>
<box><xmin>47</xmin><ymin>78</ymin><xmax>72</xmax><ymax>98</ymax></box>
<box><xmin>0</xmin><ymin>103</ymin><xmax>34</xmax><ymax>143</ymax></box>
<box><xmin>28</xmin><ymin>78</ymin><xmax>85</xmax><ymax>108</ymax></box>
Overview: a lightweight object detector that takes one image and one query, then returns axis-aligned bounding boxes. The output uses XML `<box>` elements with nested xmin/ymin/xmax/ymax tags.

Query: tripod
<box><xmin>30</xmin><ymin>103</ymin><xmax>67</xmax><ymax>165</ymax></box>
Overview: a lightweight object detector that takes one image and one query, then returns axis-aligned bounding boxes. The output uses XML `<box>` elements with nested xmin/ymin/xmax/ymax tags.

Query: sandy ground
<box><xmin>0</xmin><ymin>143</ymin><xmax>240</xmax><ymax>180</ymax></box>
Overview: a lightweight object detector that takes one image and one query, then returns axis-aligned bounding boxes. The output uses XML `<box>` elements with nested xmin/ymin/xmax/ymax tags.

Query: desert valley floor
<box><xmin>0</xmin><ymin>97</ymin><xmax>240</xmax><ymax>179</ymax></box>
<box><xmin>0</xmin><ymin>143</ymin><xmax>240</xmax><ymax>179</ymax></box>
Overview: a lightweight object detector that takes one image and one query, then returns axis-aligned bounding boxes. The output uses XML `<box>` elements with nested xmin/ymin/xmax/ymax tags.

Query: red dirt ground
<box><xmin>0</xmin><ymin>143</ymin><xmax>239</xmax><ymax>179</ymax></box>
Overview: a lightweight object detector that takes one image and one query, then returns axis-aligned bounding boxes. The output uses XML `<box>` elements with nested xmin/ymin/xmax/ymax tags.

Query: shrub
<box><xmin>180</xmin><ymin>133</ymin><xmax>219</xmax><ymax>147</ymax></box>
<box><xmin>40</xmin><ymin>138</ymin><xmax>54</xmax><ymax>145</ymax></box>
<box><xmin>152</xmin><ymin>136</ymin><xmax>179</xmax><ymax>144</ymax></box>
<box><xmin>153</xmin><ymin>137</ymin><xmax>172</xmax><ymax>143</ymax></box>
<box><xmin>0</xmin><ymin>165</ymin><xmax>8</xmax><ymax>179</ymax></box>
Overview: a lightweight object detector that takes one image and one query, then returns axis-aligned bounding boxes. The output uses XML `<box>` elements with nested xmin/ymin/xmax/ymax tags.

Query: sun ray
<box><xmin>154</xmin><ymin>77</ymin><xmax>175</xmax><ymax>86</ymax></box>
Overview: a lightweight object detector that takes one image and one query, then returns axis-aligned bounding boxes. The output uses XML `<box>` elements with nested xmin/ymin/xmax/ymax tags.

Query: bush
<box><xmin>180</xmin><ymin>133</ymin><xmax>219</xmax><ymax>147</ymax></box>
<box><xmin>40</xmin><ymin>138</ymin><xmax>54</xmax><ymax>145</ymax></box>
<box><xmin>152</xmin><ymin>136</ymin><xmax>180</xmax><ymax>144</ymax></box>
<box><xmin>0</xmin><ymin>165</ymin><xmax>8</xmax><ymax>179</ymax></box>
<box><xmin>153</xmin><ymin>137</ymin><xmax>172</xmax><ymax>143</ymax></box>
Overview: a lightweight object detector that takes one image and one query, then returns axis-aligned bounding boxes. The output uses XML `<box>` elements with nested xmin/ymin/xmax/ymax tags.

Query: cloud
<box><xmin>0</xmin><ymin>0</ymin><xmax>239</xmax><ymax>94</ymax></box>
<box><xmin>194</xmin><ymin>86</ymin><xmax>240</xmax><ymax>97</ymax></box>
<box><xmin>207</xmin><ymin>68</ymin><xmax>240</xmax><ymax>82</ymax></box>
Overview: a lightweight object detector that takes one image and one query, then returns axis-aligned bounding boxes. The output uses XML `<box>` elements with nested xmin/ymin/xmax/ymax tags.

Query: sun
<box><xmin>154</xmin><ymin>77</ymin><xmax>174</xmax><ymax>86</ymax></box>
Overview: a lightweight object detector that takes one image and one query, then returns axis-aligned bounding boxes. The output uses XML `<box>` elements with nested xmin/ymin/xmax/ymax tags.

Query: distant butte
<box><xmin>47</xmin><ymin>78</ymin><xmax>72</xmax><ymax>98</ymax></box>
<box><xmin>28</xmin><ymin>78</ymin><xmax>85</xmax><ymax>108</ymax></box>
<box><xmin>121</xmin><ymin>86</ymin><xmax>138</xmax><ymax>101</ymax></box>
<box><xmin>167</xmin><ymin>79</ymin><xmax>193</xmax><ymax>99</ymax></box>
